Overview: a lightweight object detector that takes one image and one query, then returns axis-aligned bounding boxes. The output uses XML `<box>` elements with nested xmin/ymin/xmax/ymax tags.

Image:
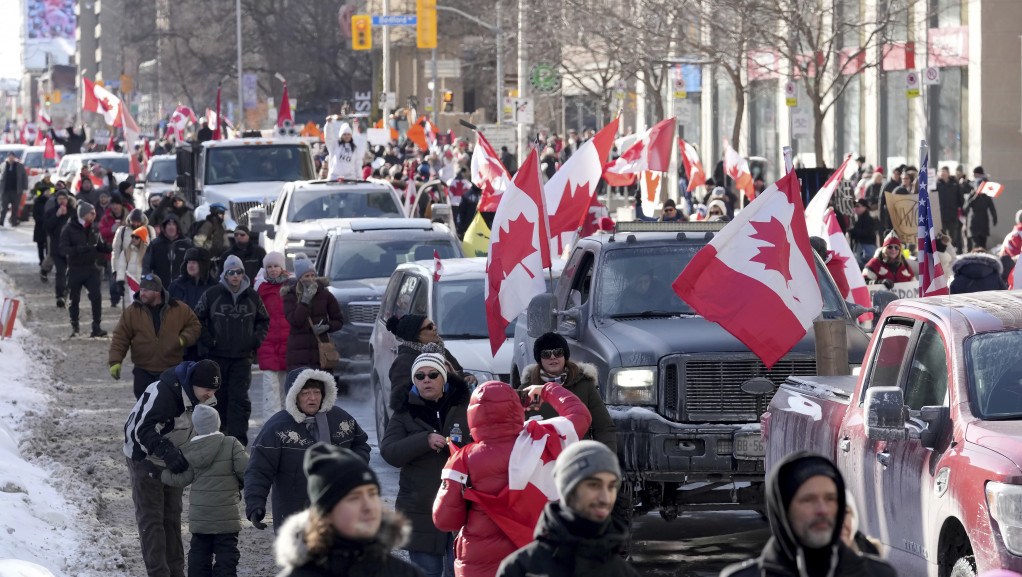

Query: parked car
<box><xmin>515</xmin><ymin>220</ymin><xmax>871</xmax><ymax>519</ymax></box>
<box><xmin>763</xmin><ymin>290</ymin><xmax>1022</xmax><ymax>577</ymax></box>
<box><xmin>261</xmin><ymin>179</ymin><xmax>404</xmax><ymax>264</ymax></box>
<box><xmin>133</xmin><ymin>154</ymin><xmax>177</xmax><ymax>209</ymax></box>
<box><xmin>56</xmin><ymin>152</ymin><xmax>131</xmax><ymax>185</ymax></box>
<box><xmin>19</xmin><ymin>145</ymin><xmax>65</xmax><ymax>218</ymax></box>
<box><xmin>370</xmin><ymin>257</ymin><xmax>565</xmax><ymax>443</ymax></box>
<box><xmin>312</xmin><ymin>218</ymin><xmax>464</xmax><ymax>390</ymax></box>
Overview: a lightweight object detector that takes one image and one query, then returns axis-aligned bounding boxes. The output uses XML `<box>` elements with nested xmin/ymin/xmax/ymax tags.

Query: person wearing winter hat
<box><xmin>274</xmin><ymin>443</ymin><xmax>422</xmax><ymax>577</ymax></box>
<box><xmin>707</xmin><ymin>198</ymin><xmax>728</xmax><ymax>219</ymax></box>
<box><xmin>220</xmin><ymin>223</ymin><xmax>266</xmax><ymax>280</ymax></box>
<box><xmin>281</xmin><ymin>255</ymin><xmax>344</xmax><ymax>372</ymax></box>
<box><xmin>840</xmin><ymin>490</ymin><xmax>880</xmax><ymax>556</ymax></box>
<box><xmin>168</xmin><ymin>246</ymin><xmax>216</xmax><ymax>316</ymax></box>
<box><xmin>496</xmin><ymin>440</ymin><xmax>637</xmax><ymax>577</ymax></box>
<box><xmin>255</xmin><ymin>250</ymin><xmax>292</xmax><ymax>417</ymax></box>
<box><xmin>193</xmin><ymin>202</ymin><xmax>230</xmax><ymax>256</ymax></box>
<box><xmin>159</xmin><ymin>403</ymin><xmax>248</xmax><ymax>577</ymax></box>
<box><xmin>246</xmin><ymin>367</ymin><xmax>370</xmax><ymax>533</ymax></box>
<box><xmin>385</xmin><ymin>313</ymin><xmax>475</xmax><ymax>409</ymax></box>
<box><xmin>44</xmin><ymin>188</ymin><xmax>75</xmax><ymax>307</ymax></box>
<box><xmin>109</xmin><ymin>270</ymin><xmax>202</xmax><ymax>398</ymax></box>
<box><xmin>193</xmin><ymin>253</ymin><xmax>270</xmax><ymax>446</ymax></box>
<box><xmin>324</xmin><ymin>116</ymin><xmax>368</xmax><ymax>181</ymax></box>
<box><xmin>720</xmin><ymin>452</ymin><xmax>895</xmax><ymax>577</ymax></box>
<box><xmin>143</xmin><ymin>213</ymin><xmax>194</xmax><ymax>294</ymax></box>
<box><xmin>381</xmin><ymin>344</ymin><xmax>472</xmax><ymax>577</ymax></box>
<box><xmin>123</xmin><ymin>359</ymin><xmax>222</xmax><ymax>577</ymax></box>
<box><xmin>59</xmin><ymin>199</ymin><xmax>112</xmax><ymax>337</ymax></box>
<box><xmin>862</xmin><ymin>232</ymin><xmax>915</xmax><ymax>287</ymax></box>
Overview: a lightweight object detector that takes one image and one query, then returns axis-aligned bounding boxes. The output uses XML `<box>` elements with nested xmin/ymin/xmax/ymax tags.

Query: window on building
<box><xmin>749</xmin><ymin>79</ymin><xmax>778</xmax><ymax>176</ymax></box>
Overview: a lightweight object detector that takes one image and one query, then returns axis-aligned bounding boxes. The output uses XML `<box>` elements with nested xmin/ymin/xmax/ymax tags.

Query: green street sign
<box><xmin>529</xmin><ymin>64</ymin><xmax>561</xmax><ymax>94</ymax></box>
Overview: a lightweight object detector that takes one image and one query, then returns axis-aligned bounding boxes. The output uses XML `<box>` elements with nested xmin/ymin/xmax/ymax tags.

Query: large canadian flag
<box><xmin>603</xmin><ymin>118</ymin><xmax>675</xmax><ymax>185</ymax></box>
<box><xmin>120</xmin><ymin>107</ymin><xmax>143</xmax><ymax>176</ymax></box>
<box><xmin>485</xmin><ymin>148</ymin><xmax>551</xmax><ymax>355</ymax></box>
<box><xmin>724</xmin><ymin>140</ymin><xmax>755</xmax><ymax>200</ymax></box>
<box><xmin>802</xmin><ymin>154</ymin><xmax>870</xmax><ymax>311</ymax></box>
<box><xmin>679</xmin><ymin>138</ymin><xmax>706</xmax><ymax>192</ymax></box>
<box><xmin>544</xmin><ymin>117</ymin><xmax>618</xmax><ymax>254</ymax></box>
<box><xmin>166</xmin><ymin>105</ymin><xmax>197</xmax><ymax>139</ymax></box>
<box><xmin>471</xmin><ymin>130</ymin><xmax>511</xmax><ymax>212</ymax></box>
<box><xmin>82</xmin><ymin>77</ymin><xmax>123</xmax><ymax>126</ymax></box>
<box><xmin>673</xmin><ymin>170</ymin><xmax>823</xmax><ymax>369</ymax></box>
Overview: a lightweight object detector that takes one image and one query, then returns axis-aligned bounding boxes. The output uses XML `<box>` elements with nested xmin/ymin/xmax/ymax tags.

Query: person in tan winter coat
<box><xmin>513</xmin><ymin>332</ymin><xmax>617</xmax><ymax>451</ymax></box>
<box><xmin>109</xmin><ymin>274</ymin><xmax>202</xmax><ymax>398</ymax></box>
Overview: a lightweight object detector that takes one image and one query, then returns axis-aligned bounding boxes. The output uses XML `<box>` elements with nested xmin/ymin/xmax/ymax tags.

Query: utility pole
<box><xmin>495</xmin><ymin>1</ymin><xmax>503</xmax><ymax>123</ymax></box>
<box><xmin>516</xmin><ymin>0</ymin><xmax>528</xmax><ymax>162</ymax></box>
<box><xmin>382</xmin><ymin>0</ymin><xmax>390</xmax><ymax>124</ymax></box>
<box><xmin>236</xmin><ymin>0</ymin><xmax>243</xmax><ymax>129</ymax></box>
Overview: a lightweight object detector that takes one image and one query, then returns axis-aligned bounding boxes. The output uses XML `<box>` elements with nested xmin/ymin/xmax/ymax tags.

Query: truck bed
<box><xmin>763</xmin><ymin>374</ymin><xmax>857</xmax><ymax>468</ymax></box>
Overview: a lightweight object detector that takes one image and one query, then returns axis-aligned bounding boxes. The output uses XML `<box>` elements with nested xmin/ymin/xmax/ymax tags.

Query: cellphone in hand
<box><xmin>518</xmin><ymin>389</ymin><xmax>540</xmax><ymax>410</ymax></box>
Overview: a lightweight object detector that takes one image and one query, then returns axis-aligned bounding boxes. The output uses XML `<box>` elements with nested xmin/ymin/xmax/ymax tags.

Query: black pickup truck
<box><xmin>515</xmin><ymin>221</ymin><xmax>871</xmax><ymax>519</ymax></box>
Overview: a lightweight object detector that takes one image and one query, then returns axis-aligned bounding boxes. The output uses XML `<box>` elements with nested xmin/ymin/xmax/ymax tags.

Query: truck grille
<box><xmin>660</xmin><ymin>355</ymin><xmax>817</xmax><ymax>423</ymax></box>
<box><xmin>230</xmin><ymin>201</ymin><xmax>263</xmax><ymax>226</ymax></box>
<box><xmin>346</xmin><ymin>303</ymin><xmax>380</xmax><ymax>325</ymax></box>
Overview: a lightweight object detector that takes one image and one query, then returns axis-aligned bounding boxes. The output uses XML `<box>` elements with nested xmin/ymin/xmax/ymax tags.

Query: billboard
<box><xmin>24</xmin><ymin>0</ymin><xmax>76</xmax><ymax>69</ymax></box>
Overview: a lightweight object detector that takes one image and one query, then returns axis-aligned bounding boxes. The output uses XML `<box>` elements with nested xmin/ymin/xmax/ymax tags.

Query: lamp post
<box><xmin>236</xmin><ymin>0</ymin><xmax>243</xmax><ymax>130</ymax></box>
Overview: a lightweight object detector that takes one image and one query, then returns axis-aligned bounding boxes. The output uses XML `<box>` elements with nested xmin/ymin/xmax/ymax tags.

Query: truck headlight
<box><xmin>986</xmin><ymin>481</ymin><xmax>1022</xmax><ymax>555</ymax></box>
<box><xmin>608</xmin><ymin>367</ymin><xmax>656</xmax><ymax>406</ymax></box>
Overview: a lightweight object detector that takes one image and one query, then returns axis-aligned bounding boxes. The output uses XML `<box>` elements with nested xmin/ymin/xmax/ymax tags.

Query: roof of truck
<box><xmin>888</xmin><ymin>291</ymin><xmax>1022</xmax><ymax>334</ymax></box>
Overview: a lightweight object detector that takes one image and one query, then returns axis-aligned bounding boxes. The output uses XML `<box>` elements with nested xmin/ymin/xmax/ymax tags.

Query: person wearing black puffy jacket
<box><xmin>59</xmin><ymin>201</ymin><xmax>111</xmax><ymax>337</ymax></box>
<box><xmin>950</xmin><ymin>250</ymin><xmax>1007</xmax><ymax>294</ymax></box>
<box><xmin>144</xmin><ymin>213</ymin><xmax>193</xmax><ymax>292</ymax></box>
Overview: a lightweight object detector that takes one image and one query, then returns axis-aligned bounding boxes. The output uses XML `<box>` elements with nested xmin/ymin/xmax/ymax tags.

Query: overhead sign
<box><xmin>905</xmin><ymin>71</ymin><xmax>920</xmax><ymax>98</ymax></box>
<box><xmin>372</xmin><ymin>14</ymin><xmax>416</xmax><ymax>25</ymax></box>
<box><xmin>784</xmin><ymin>80</ymin><xmax>797</xmax><ymax>107</ymax></box>
<box><xmin>923</xmin><ymin>66</ymin><xmax>940</xmax><ymax>85</ymax></box>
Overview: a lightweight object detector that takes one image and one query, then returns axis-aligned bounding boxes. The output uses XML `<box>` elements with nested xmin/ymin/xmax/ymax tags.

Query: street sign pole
<box><xmin>495</xmin><ymin>1</ymin><xmax>503</xmax><ymax>124</ymax></box>
<box><xmin>383</xmin><ymin>0</ymin><xmax>391</xmax><ymax>125</ymax></box>
<box><xmin>432</xmin><ymin>48</ymin><xmax>439</xmax><ymax>125</ymax></box>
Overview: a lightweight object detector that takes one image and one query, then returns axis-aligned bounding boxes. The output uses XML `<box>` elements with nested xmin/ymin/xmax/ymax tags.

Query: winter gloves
<box><xmin>300</xmin><ymin>281</ymin><xmax>318</xmax><ymax>305</ymax></box>
<box><xmin>110</xmin><ymin>363</ymin><xmax>121</xmax><ymax>380</ymax></box>
<box><xmin>178</xmin><ymin>336</ymin><xmax>185</xmax><ymax>347</ymax></box>
<box><xmin>162</xmin><ymin>447</ymin><xmax>189</xmax><ymax>474</ymax></box>
<box><xmin>248</xmin><ymin>508</ymin><xmax>267</xmax><ymax>530</ymax></box>
<box><xmin>312</xmin><ymin>320</ymin><xmax>329</xmax><ymax>336</ymax></box>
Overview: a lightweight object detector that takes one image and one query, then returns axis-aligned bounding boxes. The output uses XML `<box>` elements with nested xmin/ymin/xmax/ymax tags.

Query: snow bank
<box><xmin>0</xmin><ymin>239</ymin><xmax>85</xmax><ymax>576</ymax></box>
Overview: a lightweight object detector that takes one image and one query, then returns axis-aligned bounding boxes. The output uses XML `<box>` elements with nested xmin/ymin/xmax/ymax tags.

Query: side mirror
<box><xmin>846</xmin><ymin>302</ymin><xmax>877</xmax><ymax>319</ymax></box>
<box><xmin>265</xmin><ymin>227</ymin><xmax>276</xmax><ymax>240</ymax></box>
<box><xmin>558</xmin><ymin>306</ymin><xmax>584</xmax><ymax>340</ymax></box>
<box><xmin>871</xmin><ymin>290</ymin><xmax>899</xmax><ymax>319</ymax></box>
<box><xmin>864</xmin><ymin>386</ymin><xmax>909</xmax><ymax>441</ymax></box>
<box><xmin>527</xmin><ymin>294</ymin><xmax>556</xmax><ymax>338</ymax></box>
<box><xmin>568</xmin><ymin>289</ymin><xmax>582</xmax><ymax>308</ymax></box>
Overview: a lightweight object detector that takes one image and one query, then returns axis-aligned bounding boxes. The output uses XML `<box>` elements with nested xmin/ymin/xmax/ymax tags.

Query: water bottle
<box><xmin>449</xmin><ymin>423</ymin><xmax>462</xmax><ymax>445</ymax></box>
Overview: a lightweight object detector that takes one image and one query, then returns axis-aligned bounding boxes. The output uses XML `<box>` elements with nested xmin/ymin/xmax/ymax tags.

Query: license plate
<box><xmin>734</xmin><ymin>432</ymin><xmax>765</xmax><ymax>459</ymax></box>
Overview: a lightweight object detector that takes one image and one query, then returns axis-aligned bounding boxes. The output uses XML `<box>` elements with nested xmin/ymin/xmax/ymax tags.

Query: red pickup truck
<box><xmin>762</xmin><ymin>291</ymin><xmax>1022</xmax><ymax>577</ymax></box>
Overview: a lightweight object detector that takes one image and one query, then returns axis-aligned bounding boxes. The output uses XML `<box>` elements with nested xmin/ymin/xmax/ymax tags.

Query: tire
<box><xmin>949</xmin><ymin>556</ymin><xmax>976</xmax><ymax>577</ymax></box>
<box><xmin>372</xmin><ymin>370</ymin><xmax>389</xmax><ymax>446</ymax></box>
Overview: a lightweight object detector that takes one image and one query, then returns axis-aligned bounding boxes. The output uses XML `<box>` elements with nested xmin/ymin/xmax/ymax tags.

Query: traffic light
<box><xmin>416</xmin><ymin>0</ymin><xmax>437</xmax><ymax>49</ymax></box>
<box><xmin>44</xmin><ymin>94</ymin><xmax>51</xmax><ymax>107</ymax></box>
<box><xmin>352</xmin><ymin>15</ymin><xmax>372</xmax><ymax>50</ymax></box>
<box><xmin>442</xmin><ymin>90</ymin><xmax>453</xmax><ymax>112</ymax></box>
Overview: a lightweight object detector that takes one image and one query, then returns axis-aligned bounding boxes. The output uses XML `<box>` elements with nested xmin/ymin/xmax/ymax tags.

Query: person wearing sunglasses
<box><xmin>707</xmin><ymin>198</ymin><xmax>728</xmax><ymax>220</ymax></box>
<box><xmin>381</xmin><ymin>344</ymin><xmax>472</xmax><ymax>577</ymax></box>
<box><xmin>514</xmin><ymin>332</ymin><xmax>617</xmax><ymax>452</ymax></box>
<box><xmin>245</xmin><ymin>366</ymin><xmax>370</xmax><ymax>534</ymax></box>
<box><xmin>634</xmin><ymin>194</ymin><xmax>686</xmax><ymax>223</ymax></box>
<box><xmin>193</xmin><ymin>254</ymin><xmax>270</xmax><ymax>446</ymax></box>
<box><xmin>385</xmin><ymin>313</ymin><xmax>475</xmax><ymax>409</ymax></box>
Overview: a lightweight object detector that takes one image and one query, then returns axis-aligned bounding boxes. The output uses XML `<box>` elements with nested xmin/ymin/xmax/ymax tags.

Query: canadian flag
<box><xmin>82</xmin><ymin>77</ymin><xmax>123</xmax><ymax>127</ymax></box>
<box><xmin>679</xmin><ymin>138</ymin><xmax>706</xmax><ymax>192</ymax></box>
<box><xmin>277</xmin><ymin>82</ymin><xmax>293</xmax><ymax>128</ymax></box>
<box><xmin>579</xmin><ymin>192</ymin><xmax>609</xmax><ymax>237</ymax></box>
<box><xmin>120</xmin><ymin>107</ymin><xmax>143</xmax><ymax>176</ymax></box>
<box><xmin>544</xmin><ymin>117</ymin><xmax>619</xmax><ymax>254</ymax></box>
<box><xmin>485</xmin><ymin>148</ymin><xmax>551</xmax><ymax>355</ymax></box>
<box><xmin>403</xmin><ymin>178</ymin><xmax>416</xmax><ymax>216</ymax></box>
<box><xmin>433</xmin><ymin>249</ymin><xmax>444</xmax><ymax>282</ymax></box>
<box><xmin>20</xmin><ymin>123</ymin><xmax>38</xmax><ymax>145</ymax></box>
<box><xmin>43</xmin><ymin>133</ymin><xmax>58</xmax><ymax>161</ymax></box>
<box><xmin>638</xmin><ymin>171</ymin><xmax>662</xmax><ymax>216</ymax></box>
<box><xmin>206</xmin><ymin>109</ymin><xmax>235</xmax><ymax>136</ymax></box>
<box><xmin>166</xmin><ymin>105</ymin><xmax>197</xmax><ymax>139</ymax></box>
<box><xmin>407</xmin><ymin>116</ymin><xmax>438</xmax><ymax>153</ymax></box>
<box><xmin>37</xmin><ymin>108</ymin><xmax>51</xmax><ymax>127</ymax></box>
<box><xmin>672</xmin><ymin>170</ymin><xmax>823</xmax><ymax>369</ymax></box>
<box><xmin>471</xmin><ymin>130</ymin><xmax>511</xmax><ymax>212</ymax></box>
<box><xmin>724</xmin><ymin>140</ymin><xmax>755</xmax><ymax>200</ymax></box>
<box><xmin>603</xmin><ymin>118</ymin><xmax>675</xmax><ymax>185</ymax></box>
<box><xmin>979</xmin><ymin>181</ymin><xmax>1005</xmax><ymax>198</ymax></box>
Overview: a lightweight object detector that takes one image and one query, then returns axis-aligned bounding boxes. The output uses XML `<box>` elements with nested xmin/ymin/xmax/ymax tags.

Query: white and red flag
<box><xmin>43</xmin><ymin>133</ymin><xmax>58</xmax><ymax>162</ymax></box>
<box><xmin>471</xmin><ymin>130</ymin><xmax>511</xmax><ymax>212</ymax></box>
<box><xmin>120</xmin><ymin>107</ymin><xmax>143</xmax><ymax>176</ymax></box>
<box><xmin>485</xmin><ymin>148</ymin><xmax>551</xmax><ymax>355</ymax></box>
<box><xmin>672</xmin><ymin>170</ymin><xmax>823</xmax><ymax>369</ymax></box>
<box><xmin>724</xmin><ymin>140</ymin><xmax>755</xmax><ymax>200</ymax></box>
<box><xmin>679</xmin><ymin>138</ymin><xmax>706</xmax><ymax>192</ymax></box>
<box><xmin>543</xmin><ymin>117</ymin><xmax>618</xmax><ymax>254</ymax></box>
<box><xmin>403</xmin><ymin>179</ymin><xmax>416</xmax><ymax>216</ymax></box>
<box><xmin>433</xmin><ymin>250</ymin><xmax>444</xmax><ymax>282</ymax></box>
<box><xmin>20</xmin><ymin>123</ymin><xmax>38</xmax><ymax>146</ymax></box>
<box><xmin>166</xmin><ymin>105</ymin><xmax>197</xmax><ymax>139</ymax></box>
<box><xmin>603</xmin><ymin>118</ymin><xmax>675</xmax><ymax>184</ymax></box>
<box><xmin>82</xmin><ymin>77</ymin><xmax>123</xmax><ymax>126</ymax></box>
<box><xmin>917</xmin><ymin>145</ymin><xmax>949</xmax><ymax>297</ymax></box>
<box><xmin>37</xmin><ymin>108</ymin><xmax>51</xmax><ymax>127</ymax></box>
<box><xmin>579</xmin><ymin>192</ymin><xmax>609</xmax><ymax>237</ymax></box>
<box><xmin>804</xmin><ymin>154</ymin><xmax>853</xmax><ymax>237</ymax></box>
<box><xmin>277</xmin><ymin>82</ymin><xmax>293</xmax><ymax>128</ymax></box>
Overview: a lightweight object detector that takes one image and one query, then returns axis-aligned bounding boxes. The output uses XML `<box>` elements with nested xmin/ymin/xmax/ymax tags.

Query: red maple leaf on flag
<box><xmin>749</xmin><ymin>217</ymin><xmax>793</xmax><ymax>283</ymax></box>
<box><xmin>828</xmin><ymin>250</ymin><xmax>850</xmax><ymax>272</ymax></box>
<box><xmin>549</xmin><ymin>181</ymin><xmax>590</xmax><ymax>244</ymax></box>
<box><xmin>99</xmin><ymin>96</ymin><xmax>116</xmax><ymax>113</ymax></box>
<box><xmin>491</xmin><ymin>213</ymin><xmax>538</xmax><ymax>279</ymax></box>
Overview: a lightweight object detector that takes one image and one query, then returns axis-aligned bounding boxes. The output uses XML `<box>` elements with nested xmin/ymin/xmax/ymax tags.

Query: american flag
<box><xmin>917</xmin><ymin>144</ymin><xmax>949</xmax><ymax>297</ymax></box>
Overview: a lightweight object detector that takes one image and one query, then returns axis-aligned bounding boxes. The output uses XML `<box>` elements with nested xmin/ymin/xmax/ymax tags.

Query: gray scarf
<box><xmin>302</xmin><ymin>413</ymin><xmax>331</xmax><ymax>443</ymax></box>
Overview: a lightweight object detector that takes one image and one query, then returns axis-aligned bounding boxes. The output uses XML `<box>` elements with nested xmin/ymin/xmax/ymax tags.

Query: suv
<box><xmin>369</xmin><ymin>257</ymin><xmax>565</xmax><ymax>443</ymax></box>
<box><xmin>261</xmin><ymin>179</ymin><xmax>403</xmax><ymax>264</ymax></box>
<box><xmin>133</xmin><ymin>154</ymin><xmax>177</xmax><ymax>210</ymax></box>
<box><xmin>20</xmin><ymin>145</ymin><xmax>65</xmax><ymax>218</ymax></box>
<box><xmin>312</xmin><ymin>219</ymin><xmax>465</xmax><ymax>388</ymax></box>
<box><xmin>513</xmin><ymin>221</ymin><xmax>871</xmax><ymax>519</ymax></box>
<box><xmin>56</xmin><ymin>152</ymin><xmax>132</xmax><ymax>184</ymax></box>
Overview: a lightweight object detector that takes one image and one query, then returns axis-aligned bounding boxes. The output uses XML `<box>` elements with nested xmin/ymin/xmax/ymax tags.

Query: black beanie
<box><xmin>533</xmin><ymin>332</ymin><xmax>569</xmax><ymax>364</ymax></box>
<box><xmin>386</xmin><ymin>313</ymin><xmax>427</xmax><ymax>342</ymax></box>
<box><xmin>304</xmin><ymin>443</ymin><xmax>379</xmax><ymax>514</ymax></box>
<box><xmin>184</xmin><ymin>246</ymin><xmax>210</xmax><ymax>264</ymax></box>
<box><xmin>776</xmin><ymin>453</ymin><xmax>841</xmax><ymax>510</ymax></box>
<box><xmin>190</xmin><ymin>359</ymin><xmax>222</xmax><ymax>390</ymax></box>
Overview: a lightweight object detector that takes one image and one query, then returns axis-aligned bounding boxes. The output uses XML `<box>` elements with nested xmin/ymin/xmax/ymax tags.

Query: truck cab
<box><xmin>175</xmin><ymin>136</ymin><xmax>316</xmax><ymax>228</ymax></box>
<box><xmin>517</xmin><ymin>221</ymin><xmax>870</xmax><ymax>519</ymax></box>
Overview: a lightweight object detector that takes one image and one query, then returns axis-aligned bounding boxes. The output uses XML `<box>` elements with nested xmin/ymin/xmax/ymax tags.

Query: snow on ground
<box><xmin>0</xmin><ymin>233</ymin><xmax>91</xmax><ymax>577</ymax></box>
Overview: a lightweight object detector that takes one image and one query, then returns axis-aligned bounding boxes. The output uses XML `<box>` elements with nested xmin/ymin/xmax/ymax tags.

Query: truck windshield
<box><xmin>205</xmin><ymin>145</ymin><xmax>313</xmax><ymax>185</ymax></box>
<box><xmin>288</xmin><ymin>188</ymin><xmax>401</xmax><ymax>222</ymax></box>
<box><xmin>595</xmin><ymin>245</ymin><xmax>847</xmax><ymax>319</ymax></box>
<box><xmin>22</xmin><ymin>151</ymin><xmax>58</xmax><ymax>169</ymax></box>
<box><xmin>966</xmin><ymin>330</ymin><xmax>1022</xmax><ymax>419</ymax></box>
<box><xmin>146</xmin><ymin>159</ymin><xmax>177</xmax><ymax>183</ymax></box>
<box><xmin>330</xmin><ymin>239</ymin><xmax>460</xmax><ymax>282</ymax></box>
<box><xmin>93</xmin><ymin>157</ymin><xmax>131</xmax><ymax>174</ymax></box>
